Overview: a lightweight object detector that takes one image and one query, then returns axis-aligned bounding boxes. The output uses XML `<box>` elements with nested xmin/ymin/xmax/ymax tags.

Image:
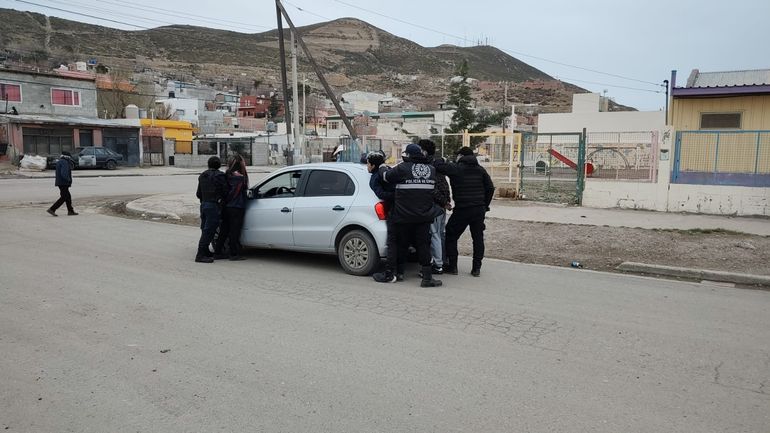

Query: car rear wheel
<box><xmin>106</xmin><ymin>160</ymin><xmax>117</xmax><ymax>170</ymax></box>
<box><xmin>337</xmin><ymin>229</ymin><xmax>379</xmax><ymax>276</ymax></box>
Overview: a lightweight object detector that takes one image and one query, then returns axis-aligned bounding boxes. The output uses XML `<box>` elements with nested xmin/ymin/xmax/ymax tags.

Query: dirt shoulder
<box><xmin>463</xmin><ymin>217</ymin><xmax>770</xmax><ymax>277</ymax></box>
<box><xmin>93</xmin><ymin>199</ymin><xmax>770</xmax><ymax>279</ymax></box>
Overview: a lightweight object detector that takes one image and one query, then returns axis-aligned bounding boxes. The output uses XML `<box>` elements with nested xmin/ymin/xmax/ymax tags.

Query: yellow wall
<box><xmin>672</xmin><ymin>95</ymin><xmax>770</xmax><ymax>131</ymax></box>
<box><xmin>140</xmin><ymin>119</ymin><xmax>194</xmax><ymax>154</ymax></box>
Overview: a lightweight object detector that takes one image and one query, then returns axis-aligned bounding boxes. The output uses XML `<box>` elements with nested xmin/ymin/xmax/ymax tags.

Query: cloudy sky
<box><xmin>3</xmin><ymin>0</ymin><xmax>769</xmax><ymax>110</ymax></box>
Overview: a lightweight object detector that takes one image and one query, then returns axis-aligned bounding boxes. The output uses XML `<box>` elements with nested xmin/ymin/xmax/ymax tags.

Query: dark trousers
<box><xmin>215</xmin><ymin>207</ymin><xmax>245</xmax><ymax>256</ymax></box>
<box><xmin>384</xmin><ymin>219</ymin><xmax>409</xmax><ymax>274</ymax></box>
<box><xmin>393</xmin><ymin>221</ymin><xmax>432</xmax><ymax>268</ymax></box>
<box><xmin>445</xmin><ymin>206</ymin><xmax>487</xmax><ymax>270</ymax></box>
<box><xmin>51</xmin><ymin>186</ymin><xmax>74</xmax><ymax>212</ymax></box>
<box><xmin>197</xmin><ymin>202</ymin><xmax>221</xmax><ymax>257</ymax></box>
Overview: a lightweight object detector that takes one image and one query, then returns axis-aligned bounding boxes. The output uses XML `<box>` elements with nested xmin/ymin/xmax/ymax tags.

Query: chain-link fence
<box><xmin>673</xmin><ymin>130</ymin><xmax>770</xmax><ymax>187</ymax></box>
<box><xmin>520</xmin><ymin>132</ymin><xmax>585</xmax><ymax>204</ymax></box>
<box><xmin>586</xmin><ymin>131</ymin><xmax>658</xmax><ymax>181</ymax></box>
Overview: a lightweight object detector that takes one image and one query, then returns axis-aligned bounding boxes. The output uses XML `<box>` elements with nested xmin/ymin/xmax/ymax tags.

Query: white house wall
<box><xmin>538</xmin><ymin>111</ymin><xmax>665</xmax><ymax>134</ymax></box>
<box><xmin>582</xmin><ymin>128</ymin><xmax>770</xmax><ymax>216</ymax></box>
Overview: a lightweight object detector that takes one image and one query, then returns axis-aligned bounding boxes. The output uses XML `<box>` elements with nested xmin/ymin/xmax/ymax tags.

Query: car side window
<box><xmin>304</xmin><ymin>170</ymin><xmax>355</xmax><ymax>197</ymax></box>
<box><xmin>80</xmin><ymin>148</ymin><xmax>94</xmax><ymax>156</ymax></box>
<box><xmin>255</xmin><ymin>170</ymin><xmax>303</xmax><ymax>198</ymax></box>
<box><xmin>94</xmin><ymin>148</ymin><xmax>107</xmax><ymax>156</ymax></box>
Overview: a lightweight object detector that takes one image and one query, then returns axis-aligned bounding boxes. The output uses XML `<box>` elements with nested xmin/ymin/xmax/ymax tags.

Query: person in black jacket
<box><xmin>195</xmin><ymin>156</ymin><xmax>228</xmax><ymax>263</ymax></box>
<box><xmin>373</xmin><ymin>143</ymin><xmax>443</xmax><ymax>287</ymax></box>
<box><xmin>47</xmin><ymin>151</ymin><xmax>78</xmax><ymax>216</ymax></box>
<box><xmin>214</xmin><ymin>154</ymin><xmax>249</xmax><ymax>261</ymax></box>
<box><xmin>437</xmin><ymin>146</ymin><xmax>495</xmax><ymax>276</ymax></box>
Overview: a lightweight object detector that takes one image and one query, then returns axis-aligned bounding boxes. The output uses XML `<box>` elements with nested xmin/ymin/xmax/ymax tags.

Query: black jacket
<box><xmin>429</xmin><ymin>157</ymin><xmax>451</xmax><ymax>208</ymax></box>
<box><xmin>54</xmin><ymin>156</ymin><xmax>74</xmax><ymax>187</ymax></box>
<box><xmin>379</xmin><ymin>154</ymin><xmax>443</xmax><ymax>223</ymax></box>
<box><xmin>436</xmin><ymin>155</ymin><xmax>495</xmax><ymax>209</ymax></box>
<box><xmin>196</xmin><ymin>169</ymin><xmax>228</xmax><ymax>204</ymax></box>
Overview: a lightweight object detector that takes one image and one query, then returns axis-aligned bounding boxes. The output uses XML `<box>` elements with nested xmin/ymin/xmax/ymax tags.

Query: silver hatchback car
<box><xmin>241</xmin><ymin>162</ymin><xmax>388</xmax><ymax>275</ymax></box>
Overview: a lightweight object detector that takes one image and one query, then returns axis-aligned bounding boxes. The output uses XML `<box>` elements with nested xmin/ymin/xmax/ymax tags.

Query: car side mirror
<box><xmin>247</xmin><ymin>189</ymin><xmax>255</xmax><ymax>199</ymax></box>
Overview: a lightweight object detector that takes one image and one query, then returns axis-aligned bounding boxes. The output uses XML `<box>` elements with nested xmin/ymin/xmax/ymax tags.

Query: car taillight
<box><xmin>374</xmin><ymin>201</ymin><xmax>388</xmax><ymax>220</ymax></box>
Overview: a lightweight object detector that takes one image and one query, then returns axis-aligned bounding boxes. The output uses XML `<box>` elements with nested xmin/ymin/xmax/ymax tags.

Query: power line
<box><xmin>91</xmin><ymin>0</ymin><xmax>270</xmax><ymax>32</ymax></box>
<box><xmin>554</xmin><ymin>76</ymin><xmax>663</xmax><ymax>94</ymax></box>
<box><xmin>15</xmin><ymin>0</ymin><xmax>144</xmax><ymax>28</ymax></box>
<box><xmin>329</xmin><ymin>0</ymin><xmax>661</xmax><ymax>88</ymax></box>
<box><xmin>283</xmin><ymin>0</ymin><xmax>332</xmax><ymax>22</ymax></box>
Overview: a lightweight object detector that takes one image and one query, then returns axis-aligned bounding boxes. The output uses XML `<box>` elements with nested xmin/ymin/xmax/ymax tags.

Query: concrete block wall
<box><xmin>0</xmin><ymin>71</ymin><xmax>98</xmax><ymax>117</ymax></box>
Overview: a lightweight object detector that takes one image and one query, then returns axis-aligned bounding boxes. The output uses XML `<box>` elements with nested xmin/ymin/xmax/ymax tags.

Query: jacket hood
<box><xmin>457</xmin><ymin>154</ymin><xmax>479</xmax><ymax>165</ymax></box>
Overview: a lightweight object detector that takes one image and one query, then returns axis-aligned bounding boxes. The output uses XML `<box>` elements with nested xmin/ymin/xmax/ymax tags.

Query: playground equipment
<box><xmin>547</xmin><ymin>148</ymin><xmax>594</xmax><ymax>176</ymax></box>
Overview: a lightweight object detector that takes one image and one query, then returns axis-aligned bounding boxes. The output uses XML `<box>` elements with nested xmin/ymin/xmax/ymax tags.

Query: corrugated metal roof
<box><xmin>0</xmin><ymin>114</ymin><xmax>140</xmax><ymax>128</ymax></box>
<box><xmin>690</xmin><ymin>69</ymin><xmax>770</xmax><ymax>88</ymax></box>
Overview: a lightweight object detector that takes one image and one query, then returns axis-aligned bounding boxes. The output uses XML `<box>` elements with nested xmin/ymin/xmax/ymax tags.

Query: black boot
<box><xmin>420</xmin><ymin>266</ymin><xmax>442</xmax><ymax>287</ymax></box>
<box><xmin>471</xmin><ymin>259</ymin><xmax>482</xmax><ymax>277</ymax></box>
<box><xmin>443</xmin><ymin>258</ymin><xmax>458</xmax><ymax>275</ymax></box>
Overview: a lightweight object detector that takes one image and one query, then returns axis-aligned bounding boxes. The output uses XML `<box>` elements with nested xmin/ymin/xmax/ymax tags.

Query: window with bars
<box><xmin>700</xmin><ymin>112</ymin><xmax>742</xmax><ymax>129</ymax></box>
<box><xmin>0</xmin><ymin>83</ymin><xmax>21</xmax><ymax>102</ymax></box>
<box><xmin>51</xmin><ymin>88</ymin><xmax>81</xmax><ymax>106</ymax></box>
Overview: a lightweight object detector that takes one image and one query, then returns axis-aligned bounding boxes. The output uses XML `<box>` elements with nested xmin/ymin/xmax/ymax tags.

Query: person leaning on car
<box><xmin>435</xmin><ymin>146</ymin><xmax>495</xmax><ymax>277</ymax></box>
<box><xmin>373</xmin><ymin>143</ymin><xmax>443</xmax><ymax>288</ymax></box>
<box><xmin>195</xmin><ymin>156</ymin><xmax>228</xmax><ymax>263</ymax></box>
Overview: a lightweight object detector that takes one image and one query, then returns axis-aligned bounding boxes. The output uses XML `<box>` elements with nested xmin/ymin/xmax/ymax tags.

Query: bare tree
<box><xmin>153</xmin><ymin>102</ymin><xmax>175</xmax><ymax>120</ymax></box>
<box><xmin>97</xmin><ymin>69</ymin><xmax>154</xmax><ymax>119</ymax></box>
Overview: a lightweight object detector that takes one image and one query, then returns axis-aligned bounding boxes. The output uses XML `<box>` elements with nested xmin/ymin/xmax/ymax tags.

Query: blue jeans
<box><xmin>197</xmin><ymin>202</ymin><xmax>221</xmax><ymax>257</ymax></box>
<box><xmin>429</xmin><ymin>210</ymin><xmax>446</xmax><ymax>267</ymax></box>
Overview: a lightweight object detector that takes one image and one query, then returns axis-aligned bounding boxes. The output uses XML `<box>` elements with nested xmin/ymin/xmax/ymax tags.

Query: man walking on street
<box><xmin>47</xmin><ymin>151</ymin><xmax>78</xmax><ymax>216</ymax></box>
<box><xmin>373</xmin><ymin>143</ymin><xmax>443</xmax><ymax>287</ymax></box>
<box><xmin>195</xmin><ymin>156</ymin><xmax>228</xmax><ymax>263</ymax></box>
<box><xmin>437</xmin><ymin>146</ymin><xmax>495</xmax><ymax>277</ymax></box>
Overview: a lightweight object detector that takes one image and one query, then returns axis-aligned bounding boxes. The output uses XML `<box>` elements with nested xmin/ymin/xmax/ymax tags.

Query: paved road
<box><xmin>1</xmin><ymin>206</ymin><xmax>768</xmax><ymax>432</ymax></box>
<box><xmin>0</xmin><ymin>171</ymin><xmax>277</xmax><ymax>205</ymax></box>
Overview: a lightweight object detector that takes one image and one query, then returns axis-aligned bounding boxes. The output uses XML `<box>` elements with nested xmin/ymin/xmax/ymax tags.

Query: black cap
<box><xmin>61</xmin><ymin>151</ymin><xmax>71</xmax><ymax>157</ymax></box>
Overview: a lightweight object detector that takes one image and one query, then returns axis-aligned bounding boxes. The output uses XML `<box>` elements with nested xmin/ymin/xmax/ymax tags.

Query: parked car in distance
<box><xmin>47</xmin><ymin>147</ymin><xmax>125</xmax><ymax>170</ymax></box>
<box><xmin>235</xmin><ymin>163</ymin><xmax>388</xmax><ymax>275</ymax></box>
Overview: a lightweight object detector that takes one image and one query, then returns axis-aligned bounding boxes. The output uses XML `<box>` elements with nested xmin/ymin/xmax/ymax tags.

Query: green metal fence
<box><xmin>520</xmin><ymin>131</ymin><xmax>586</xmax><ymax>204</ymax></box>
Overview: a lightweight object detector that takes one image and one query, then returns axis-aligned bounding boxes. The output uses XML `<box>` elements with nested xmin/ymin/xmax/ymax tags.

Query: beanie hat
<box><xmin>61</xmin><ymin>151</ymin><xmax>72</xmax><ymax>157</ymax></box>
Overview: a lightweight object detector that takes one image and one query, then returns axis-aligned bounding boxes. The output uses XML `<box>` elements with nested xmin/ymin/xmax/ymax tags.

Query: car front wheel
<box><xmin>337</xmin><ymin>229</ymin><xmax>379</xmax><ymax>276</ymax></box>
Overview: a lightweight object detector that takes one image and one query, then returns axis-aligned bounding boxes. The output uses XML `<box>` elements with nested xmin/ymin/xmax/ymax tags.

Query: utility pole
<box><xmin>275</xmin><ymin>2</ymin><xmax>292</xmax><ymax>165</ymax></box>
<box><xmin>302</xmin><ymin>73</ymin><xmax>307</xmax><ymax>139</ymax></box>
<box><xmin>291</xmin><ymin>31</ymin><xmax>301</xmax><ymax>163</ymax></box>
<box><xmin>663</xmin><ymin>79</ymin><xmax>670</xmax><ymax>125</ymax></box>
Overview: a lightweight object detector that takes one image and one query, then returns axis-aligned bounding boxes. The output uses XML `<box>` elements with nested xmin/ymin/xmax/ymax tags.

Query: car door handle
<box><xmin>332</xmin><ymin>205</ymin><xmax>345</xmax><ymax>211</ymax></box>
<box><xmin>281</xmin><ymin>207</ymin><xmax>292</xmax><ymax>213</ymax></box>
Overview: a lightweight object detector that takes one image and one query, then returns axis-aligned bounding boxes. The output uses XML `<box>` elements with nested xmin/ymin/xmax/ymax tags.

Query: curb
<box><xmin>125</xmin><ymin>199</ymin><xmax>182</xmax><ymax>221</ymax></box>
<box><xmin>617</xmin><ymin>262</ymin><xmax>770</xmax><ymax>286</ymax></box>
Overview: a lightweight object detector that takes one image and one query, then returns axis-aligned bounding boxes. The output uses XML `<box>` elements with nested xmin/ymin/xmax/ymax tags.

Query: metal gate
<box><xmin>142</xmin><ymin>136</ymin><xmax>165</xmax><ymax>166</ymax></box>
<box><xmin>520</xmin><ymin>131</ymin><xmax>586</xmax><ymax>205</ymax></box>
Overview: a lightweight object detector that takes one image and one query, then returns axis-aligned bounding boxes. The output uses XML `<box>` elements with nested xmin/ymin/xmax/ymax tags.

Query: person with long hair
<box><xmin>214</xmin><ymin>154</ymin><xmax>249</xmax><ymax>261</ymax></box>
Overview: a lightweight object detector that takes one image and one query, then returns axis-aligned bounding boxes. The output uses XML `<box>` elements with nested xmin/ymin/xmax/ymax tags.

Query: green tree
<box><xmin>438</xmin><ymin>60</ymin><xmax>490</xmax><ymax>156</ymax></box>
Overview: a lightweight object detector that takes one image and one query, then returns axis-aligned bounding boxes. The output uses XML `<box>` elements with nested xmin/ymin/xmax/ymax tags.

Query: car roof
<box><xmin>279</xmin><ymin>162</ymin><xmax>369</xmax><ymax>176</ymax></box>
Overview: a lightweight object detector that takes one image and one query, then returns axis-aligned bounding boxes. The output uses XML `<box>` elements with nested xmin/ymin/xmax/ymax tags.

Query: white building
<box><xmin>155</xmin><ymin>98</ymin><xmax>204</xmax><ymax>127</ymax></box>
<box><xmin>340</xmin><ymin>90</ymin><xmax>385</xmax><ymax>114</ymax></box>
<box><xmin>538</xmin><ymin>93</ymin><xmax>664</xmax><ymax>134</ymax></box>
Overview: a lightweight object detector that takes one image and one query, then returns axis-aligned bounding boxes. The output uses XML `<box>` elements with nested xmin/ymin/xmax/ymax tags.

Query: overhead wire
<box><xmin>327</xmin><ymin>0</ymin><xmax>662</xmax><ymax>88</ymax></box>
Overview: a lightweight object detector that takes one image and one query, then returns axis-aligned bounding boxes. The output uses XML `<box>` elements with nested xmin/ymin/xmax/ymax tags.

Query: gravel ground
<box><xmin>461</xmin><ymin>217</ymin><xmax>770</xmax><ymax>276</ymax></box>
<box><xmin>91</xmin><ymin>198</ymin><xmax>770</xmax><ymax>279</ymax></box>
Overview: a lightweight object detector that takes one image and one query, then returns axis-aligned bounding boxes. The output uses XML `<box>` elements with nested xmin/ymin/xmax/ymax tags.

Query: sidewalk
<box><xmin>11</xmin><ymin>165</ymin><xmax>275</xmax><ymax>179</ymax></box>
<box><xmin>487</xmin><ymin>201</ymin><xmax>770</xmax><ymax>236</ymax></box>
<box><xmin>126</xmin><ymin>193</ymin><xmax>770</xmax><ymax>236</ymax></box>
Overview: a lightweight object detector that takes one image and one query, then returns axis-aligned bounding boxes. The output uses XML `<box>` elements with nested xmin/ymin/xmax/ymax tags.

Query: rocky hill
<box><xmin>0</xmin><ymin>8</ymin><xmax>634</xmax><ymax>112</ymax></box>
